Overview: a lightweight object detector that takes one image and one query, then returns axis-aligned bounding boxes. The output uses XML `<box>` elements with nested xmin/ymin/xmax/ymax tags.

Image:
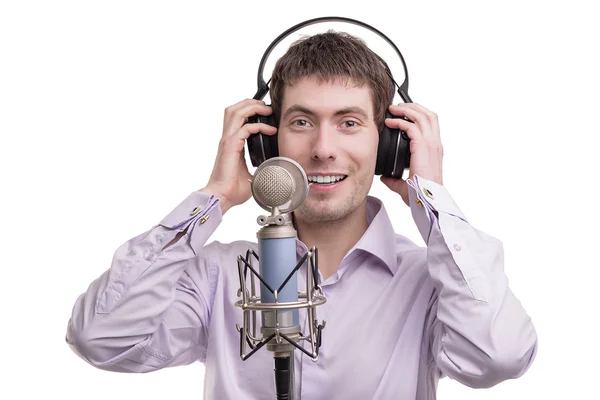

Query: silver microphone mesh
<box><xmin>252</xmin><ymin>166</ymin><xmax>294</xmax><ymax>208</ymax></box>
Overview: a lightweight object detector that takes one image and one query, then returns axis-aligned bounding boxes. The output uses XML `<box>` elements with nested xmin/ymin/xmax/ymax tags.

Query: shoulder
<box><xmin>203</xmin><ymin>239</ymin><xmax>258</xmax><ymax>254</ymax></box>
<box><xmin>195</xmin><ymin>239</ymin><xmax>258</xmax><ymax>265</ymax></box>
<box><xmin>181</xmin><ymin>239</ymin><xmax>259</xmax><ymax>300</ymax></box>
<box><xmin>394</xmin><ymin>232</ymin><xmax>427</xmax><ymax>257</ymax></box>
<box><xmin>393</xmin><ymin>232</ymin><xmax>431</xmax><ymax>280</ymax></box>
<box><xmin>186</xmin><ymin>239</ymin><xmax>258</xmax><ymax>277</ymax></box>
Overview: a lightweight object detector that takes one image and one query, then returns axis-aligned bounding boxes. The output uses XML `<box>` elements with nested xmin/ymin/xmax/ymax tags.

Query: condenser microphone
<box><xmin>251</xmin><ymin>158</ymin><xmax>308</xmax><ymax>336</ymax></box>
<box><xmin>234</xmin><ymin>157</ymin><xmax>326</xmax><ymax>400</ymax></box>
<box><xmin>252</xmin><ymin>158</ymin><xmax>306</xmax><ymax>400</ymax></box>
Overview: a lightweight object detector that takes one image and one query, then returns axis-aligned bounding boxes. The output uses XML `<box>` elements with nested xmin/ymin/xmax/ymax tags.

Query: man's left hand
<box><xmin>380</xmin><ymin>103</ymin><xmax>444</xmax><ymax>206</ymax></box>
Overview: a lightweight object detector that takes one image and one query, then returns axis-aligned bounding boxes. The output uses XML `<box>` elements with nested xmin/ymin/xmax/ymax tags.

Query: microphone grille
<box><xmin>253</xmin><ymin>166</ymin><xmax>294</xmax><ymax>208</ymax></box>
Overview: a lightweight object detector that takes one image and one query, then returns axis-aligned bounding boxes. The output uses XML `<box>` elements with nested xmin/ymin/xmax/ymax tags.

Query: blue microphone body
<box><xmin>248</xmin><ymin>157</ymin><xmax>313</xmax><ymax>399</ymax></box>
<box><xmin>258</xmin><ymin>236</ymin><xmax>299</xmax><ymax>328</ymax></box>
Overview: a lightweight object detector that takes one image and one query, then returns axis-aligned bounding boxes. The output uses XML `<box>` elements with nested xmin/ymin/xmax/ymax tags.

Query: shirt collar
<box><xmin>294</xmin><ymin>196</ymin><xmax>398</xmax><ymax>275</ymax></box>
<box><xmin>352</xmin><ymin>195</ymin><xmax>399</xmax><ymax>275</ymax></box>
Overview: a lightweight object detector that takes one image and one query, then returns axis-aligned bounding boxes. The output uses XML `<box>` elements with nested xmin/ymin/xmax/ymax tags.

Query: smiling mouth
<box><xmin>307</xmin><ymin>175</ymin><xmax>348</xmax><ymax>185</ymax></box>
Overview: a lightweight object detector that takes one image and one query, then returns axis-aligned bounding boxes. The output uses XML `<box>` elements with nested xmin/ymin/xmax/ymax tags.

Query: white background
<box><xmin>1</xmin><ymin>0</ymin><xmax>598</xmax><ymax>398</ymax></box>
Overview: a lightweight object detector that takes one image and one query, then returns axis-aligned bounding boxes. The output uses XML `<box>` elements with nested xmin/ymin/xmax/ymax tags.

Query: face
<box><xmin>277</xmin><ymin>76</ymin><xmax>379</xmax><ymax>224</ymax></box>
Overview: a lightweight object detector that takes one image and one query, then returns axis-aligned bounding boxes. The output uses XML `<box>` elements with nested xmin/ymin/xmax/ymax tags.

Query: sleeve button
<box><xmin>190</xmin><ymin>206</ymin><xmax>202</xmax><ymax>215</ymax></box>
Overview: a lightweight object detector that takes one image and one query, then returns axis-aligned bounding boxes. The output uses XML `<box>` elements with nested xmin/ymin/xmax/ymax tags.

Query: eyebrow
<box><xmin>282</xmin><ymin>104</ymin><xmax>369</xmax><ymax>120</ymax></box>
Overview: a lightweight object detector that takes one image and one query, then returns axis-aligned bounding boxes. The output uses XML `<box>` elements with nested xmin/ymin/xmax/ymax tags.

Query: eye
<box><xmin>292</xmin><ymin>119</ymin><xmax>311</xmax><ymax>127</ymax></box>
<box><xmin>341</xmin><ymin>120</ymin><xmax>359</xmax><ymax>129</ymax></box>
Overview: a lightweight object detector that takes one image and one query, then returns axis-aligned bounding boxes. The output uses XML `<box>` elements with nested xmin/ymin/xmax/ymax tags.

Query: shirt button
<box><xmin>453</xmin><ymin>243</ymin><xmax>461</xmax><ymax>251</ymax></box>
<box><xmin>190</xmin><ymin>206</ymin><xmax>202</xmax><ymax>216</ymax></box>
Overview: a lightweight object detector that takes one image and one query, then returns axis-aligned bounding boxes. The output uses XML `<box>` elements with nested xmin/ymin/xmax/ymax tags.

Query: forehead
<box><xmin>281</xmin><ymin>76</ymin><xmax>373</xmax><ymax>117</ymax></box>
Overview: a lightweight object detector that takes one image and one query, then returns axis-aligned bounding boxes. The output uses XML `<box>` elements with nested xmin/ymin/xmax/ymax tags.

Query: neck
<box><xmin>292</xmin><ymin>199</ymin><xmax>369</xmax><ymax>281</ymax></box>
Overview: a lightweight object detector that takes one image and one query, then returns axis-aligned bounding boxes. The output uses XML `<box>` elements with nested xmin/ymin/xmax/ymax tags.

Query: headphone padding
<box><xmin>246</xmin><ymin>113</ymin><xmax>278</xmax><ymax>167</ymax></box>
<box><xmin>395</xmin><ymin>129</ymin><xmax>411</xmax><ymax>178</ymax></box>
<box><xmin>376</xmin><ymin>110</ymin><xmax>394</xmax><ymax>175</ymax></box>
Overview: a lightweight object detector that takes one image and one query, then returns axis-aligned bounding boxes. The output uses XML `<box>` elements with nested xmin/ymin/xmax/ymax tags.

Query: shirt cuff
<box><xmin>407</xmin><ymin>175</ymin><xmax>468</xmax><ymax>243</ymax></box>
<box><xmin>409</xmin><ymin>175</ymin><xmax>467</xmax><ymax>220</ymax></box>
<box><xmin>157</xmin><ymin>190</ymin><xmax>223</xmax><ymax>256</ymax></box>
<box><xmin>158</xmin><ymin>191</ymin><xmax>221</xmax><ymax>230</ymax></box>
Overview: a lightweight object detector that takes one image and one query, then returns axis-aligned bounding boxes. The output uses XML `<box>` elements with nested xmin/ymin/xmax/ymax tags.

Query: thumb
<box><xmin>380</xmin><ymin>175</ymin><xmax>409</xmax><ymax>205</ymax></box>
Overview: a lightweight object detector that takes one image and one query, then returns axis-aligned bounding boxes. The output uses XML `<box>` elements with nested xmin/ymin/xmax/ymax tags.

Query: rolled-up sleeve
<box><xmin>66</xmin><ymin>190</ymin><xmax>223</xmax><ymax>372</ymax></box>
<box><xmin>407</xmin><ymin>175</ymin><xmax>538</xmax><ymax>388</ymax></box>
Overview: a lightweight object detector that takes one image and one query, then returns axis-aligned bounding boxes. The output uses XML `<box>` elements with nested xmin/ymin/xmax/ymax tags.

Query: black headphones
<box><xmin>246</xmin><ymin>16</ymin><xmax>414</xmax><ymax>179</ymax></box>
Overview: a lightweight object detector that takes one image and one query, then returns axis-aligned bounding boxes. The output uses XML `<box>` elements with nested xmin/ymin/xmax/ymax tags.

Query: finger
<box><xmin>223</xmin><ymin>99</ymin><xmax>266</xmax><ymax>124</ymax></box>
<box><xmin>389</xmin><ymin>104</ymin><xmax>432</xmax><ymax>137</ymax></box>
<box><xmin>237</xmin><ymin>122</ymin><xmax>278</xmax><ymax>140</ymax></box>
<box><xmin>380</xmin><ymin>175</ymin><xmax>409</xmax><ymax>203</ymax></box>
<box><xmin>220</xmin><ymin>123</ymin><xmax>278</xmax><ymax>159</ymax></box>
<box><xmin>239</xmin><ymin>146</ymin><xmax>251</xmax><ymax>176</ymax></box>
<box><xmin>223</xmin><ymin>101</ymin><xmax>272</xmax><ymax>135</ymax></box>
<box><xmin>396</xmin><ymin>103</ymin><xmax>440</xmax><ymax>138</ymax></box>
<box><xmin>224</xmin><ymin>100</ymin><xmax>271</xmax><ymax>122</ymax></box>
<box><xmin>401</xmin><ymin>103</ymin><xmax>437</xmax><ymax>121</ymax></box>
<box><xmin>225</xmin><ymin>98</ymin><xmax>266</xmax><ymax>114</ymax></box>
<box><xmin>385</xmin><ymin>116</ymin><xmax>423</xmax><ymax>141</ymax></box>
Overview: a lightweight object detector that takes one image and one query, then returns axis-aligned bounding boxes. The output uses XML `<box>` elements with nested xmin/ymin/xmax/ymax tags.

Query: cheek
<box><xmin>349</xmin><ymin>134</ymin><xmax>379</xmax><ymax>166</ymax></box>
<box><xmin>276</xmin><ymin>132</ymin><xmax>291</xmax><ymax>155</ymax></box>
<box><xmin>278</xmin><ymin>133</ymin><xmax>307</xmax><ymax>158</ymax></box>
<box><xmin>277</xmin><ymin>130</ymin><xmax>379</xmax><ymax>164</ymax></box>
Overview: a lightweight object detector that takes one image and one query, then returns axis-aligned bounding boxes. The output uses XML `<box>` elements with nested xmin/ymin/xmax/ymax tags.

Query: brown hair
<box><xmin>269</xmin><ymin>30</ymin><xmax>396</xmax><ymax>130</ymax></box>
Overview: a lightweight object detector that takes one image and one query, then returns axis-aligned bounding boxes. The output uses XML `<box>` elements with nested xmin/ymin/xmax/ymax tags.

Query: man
<box><xmin>66</xmin><ymin>31</ymin><xmax>538</xmax><ymax>399</ymax></box>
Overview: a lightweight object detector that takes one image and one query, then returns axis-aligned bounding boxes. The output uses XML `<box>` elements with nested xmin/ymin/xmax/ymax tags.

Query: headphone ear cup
<box><xmin>396</xmin><ymin>125</ymin><xmax>411</xmax><ymax>178</ymax></box>
<box><xmin>376</xmin><ymin>110</ymin><xmax>411</xmax><ymax>178</ymax></box>
<box><xmin>246</xmin><ymin>111</ymin><xmax>279</xmax><ymax>167</ymax></box>
<box><xmin>375</xmin><ymin>112</ymin><xmax>393</xmax><ymax>176</ymax></box>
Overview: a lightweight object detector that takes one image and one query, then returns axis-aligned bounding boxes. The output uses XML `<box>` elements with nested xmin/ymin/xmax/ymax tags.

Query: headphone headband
<box><xmin>253</xmin><ymin>16</ymin><xmax>412</xmax><ymax>103</ymax></box>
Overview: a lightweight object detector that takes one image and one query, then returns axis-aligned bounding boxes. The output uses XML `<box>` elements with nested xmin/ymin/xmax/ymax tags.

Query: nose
<box><xmin>310</xmin><ymin>125</ymin><xmax>337</xmax><ymax>161</ymax></box>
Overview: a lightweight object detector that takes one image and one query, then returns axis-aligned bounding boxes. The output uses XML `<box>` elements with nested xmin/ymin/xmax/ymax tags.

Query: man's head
<box><xmin>269</xmin><ymin>31</ymin><xmax>395</xmax><ymax>224</ymax></box>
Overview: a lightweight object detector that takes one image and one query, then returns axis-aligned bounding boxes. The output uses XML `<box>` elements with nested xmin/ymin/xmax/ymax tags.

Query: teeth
<box><xmin>307</xmin><ymin>175</ymin><xmax>347</xmax><ymax>184</ymax></box>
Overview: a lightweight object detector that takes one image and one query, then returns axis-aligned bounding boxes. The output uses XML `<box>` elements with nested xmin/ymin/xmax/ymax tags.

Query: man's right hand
<box><xmin>200</xmin><ymin>99</ymin><xmax>277</xmax><ymax>215</ymax></box>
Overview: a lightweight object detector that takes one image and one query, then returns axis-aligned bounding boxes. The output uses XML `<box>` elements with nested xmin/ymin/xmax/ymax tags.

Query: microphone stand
<box><xmin>235</xmin><ymin>208</ymin><xmax>327</xmax><ymax>399</ymax></box>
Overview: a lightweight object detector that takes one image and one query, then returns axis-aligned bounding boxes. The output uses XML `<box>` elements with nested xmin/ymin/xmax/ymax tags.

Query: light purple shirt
<box><xmin>66</xmin><ymin>175</ymin><xmax>538</xmax><ymax>399</ymax></box>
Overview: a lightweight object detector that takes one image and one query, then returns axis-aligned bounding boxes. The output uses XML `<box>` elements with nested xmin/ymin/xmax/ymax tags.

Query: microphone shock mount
<box><xmin>234</xmin><ymin>210</ymin><xmax>326</xmax><ymax>399</ymax></box>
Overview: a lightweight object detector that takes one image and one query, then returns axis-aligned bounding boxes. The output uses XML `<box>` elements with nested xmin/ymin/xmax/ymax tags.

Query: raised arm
<box><xmin>66</xmin><ymin>190</ymin><xmax>222</xmax><ymax>372</ymax></box>
<box><xmin>66</xmin><ymin>98</ymin><xmax>277</xmax><ymax>372</ymax></box>
<box><xmin>408</xmin><ymin>175</ymin><xmax>538</xmax><ymax>388</ymax></box>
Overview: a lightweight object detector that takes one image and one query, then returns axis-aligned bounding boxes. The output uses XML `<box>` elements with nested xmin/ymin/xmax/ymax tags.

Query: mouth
<box><xmin>307</xmin><ymin>175</ymin><xmax>348</xmax><ymax>185</ymax></box>
<box><xmin>306</xmin><ymin>174</ymin><xmax>348</xmax><ymax>192</ymax></box>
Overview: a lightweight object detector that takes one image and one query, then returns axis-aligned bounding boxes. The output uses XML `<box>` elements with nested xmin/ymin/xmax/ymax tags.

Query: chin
<box><xmin>297</xmin><ymin>193</ymin><xmax>361</xmax><ymax>223</ymax></box>
<box><xmin>296</xmin><ymin>203</ymin><xmax>345</xmax><ymax>223</ymax></box>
